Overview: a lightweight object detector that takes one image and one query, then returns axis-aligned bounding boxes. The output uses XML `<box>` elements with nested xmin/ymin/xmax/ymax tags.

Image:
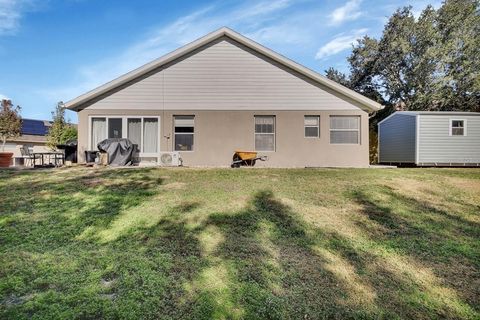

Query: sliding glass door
<box><xmin>90</xmin><ymin>116</ymin><xmax>159</xmax><ymax>155</ymax></box>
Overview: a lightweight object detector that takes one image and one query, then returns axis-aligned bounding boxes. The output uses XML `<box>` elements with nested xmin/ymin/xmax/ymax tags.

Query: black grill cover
<box><xmin>97</xmin><ymin>138</ymin><xmax>134</xmax><ymax>166</ymax></box>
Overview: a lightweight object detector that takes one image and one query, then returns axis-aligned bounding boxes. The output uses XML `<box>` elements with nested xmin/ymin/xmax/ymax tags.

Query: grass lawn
<box><xmin>0</xmin><ymin>167</ymin><xmax>479</xmax><ymax>319</ymax></box>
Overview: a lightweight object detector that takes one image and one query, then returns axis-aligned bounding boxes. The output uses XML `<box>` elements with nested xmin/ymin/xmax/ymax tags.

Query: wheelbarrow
<box><xmin>231</xmin><ymin>150</ymin><xmax>268</xmax><ymax>168</ymax></box>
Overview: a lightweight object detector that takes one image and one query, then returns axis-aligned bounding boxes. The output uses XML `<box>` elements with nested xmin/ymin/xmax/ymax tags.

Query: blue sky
<box><xmin>0</xmin><ymin>0</ymin><xmax>440</xmax><ymax>123</ymax></box>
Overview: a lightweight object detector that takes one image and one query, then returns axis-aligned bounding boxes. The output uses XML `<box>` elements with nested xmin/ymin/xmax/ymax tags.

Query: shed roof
<box><xmin>378</xmin><ymin>111</ymin><xmax>480</xmax><ymax>126</ymax></box>
<box><xmin>64</xmin><ymin>27</ymin><xmax>383</xmax><ymax>113</ymax></box>
<box><xmin>396</xmin><ymin>111</ymin><xmax>480</xmax><ymax>116</ymax></box>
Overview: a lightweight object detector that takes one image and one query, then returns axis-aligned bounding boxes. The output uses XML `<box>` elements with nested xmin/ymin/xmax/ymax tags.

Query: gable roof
<box><xmin>64</xmin><ymin>27</ymin><xmax>383</xmax><ymax>112</ymax></box>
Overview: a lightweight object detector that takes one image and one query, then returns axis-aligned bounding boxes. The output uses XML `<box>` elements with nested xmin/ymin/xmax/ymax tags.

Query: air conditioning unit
<box><xmin>158</xmin><ymin>152</ymin><xmax>181</xmax><ymax>166</ymax></box>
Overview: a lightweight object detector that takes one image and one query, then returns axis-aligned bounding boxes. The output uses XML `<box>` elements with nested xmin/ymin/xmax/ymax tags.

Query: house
<box><xmin>378</xmin><ymin>111</ymin><xmax>480</xmax><ymax>166</ymax></box>
<box><xmin>65</xmin><ymin>27</ymin><xmax>382</xmax><ymax>167</ymax></box>
<box><xmin>4</xmin><ymin>119</ymin><xmax>52</xmax><ymax>164</ymax></box>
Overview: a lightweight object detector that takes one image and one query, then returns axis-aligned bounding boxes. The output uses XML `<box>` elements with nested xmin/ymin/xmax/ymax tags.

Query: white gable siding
<box><xmin>418</xmin><ymin>115</ymin><xmax>480</xmax><ymax>164</ymax></box>
<box><xmin>86</xmin><ymin>38</ymin><xmax>360</xmax><ymax>111</ymax></box>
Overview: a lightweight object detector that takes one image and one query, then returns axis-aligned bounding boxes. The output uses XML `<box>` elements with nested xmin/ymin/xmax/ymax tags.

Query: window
<box><xmin>127</xmin><ymin>118</ymin><xmax>141</xmax><ymax>151</ymax></box>
<box><xmin>330</xmin><ymin>116</ymin><xmax>360</xmax><ymax>144</ymax></box>
<box><xmin>304</xmin><ymin>116</ymin><xmax>319</xmax><ymax>138</ymax></box>
<box><xmin>143</xmin><ymin>118</ymin><xmax>159</xmax><ymax>153</ymax></box>
<box><xmin>90</xmin><ymin>117</ymin><xmax>159</xmax><ymax>154</ymax></box>
<box><xmin>108</xmin><ymin>118</ymin><xmax>122</xmax><ymax>138</ymax></box>
<box><xmin>450</xmin><ymin>119</ymin><xmax>466</xmax><ymax>136</ymax></box>
<box><xmin>174</xmin><ymin>116</ymin><xmax>194</xmax><ymax>151</ymax></box>
<box><xmin>255</xmin><ymin>116</ymin><xmax>275</xmax><ymax>151</ymax></box>
<box><xmin>91</xmin><ymin>117</ymin><xmax>106</xmax><ymax>148</ymax></box>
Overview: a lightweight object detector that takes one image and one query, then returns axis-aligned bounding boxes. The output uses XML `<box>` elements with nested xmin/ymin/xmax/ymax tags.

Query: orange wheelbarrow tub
<box><xmin>231</xmin><ymin>150</ymin><xmax>268</xmax><ymax>168</ymax></box>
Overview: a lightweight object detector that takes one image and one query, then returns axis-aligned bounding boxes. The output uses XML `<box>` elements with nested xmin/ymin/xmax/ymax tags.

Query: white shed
<box><xmin>378</xmin><ymin>111</ymin><xmax>480</xmax><ymax>166</ymax></box>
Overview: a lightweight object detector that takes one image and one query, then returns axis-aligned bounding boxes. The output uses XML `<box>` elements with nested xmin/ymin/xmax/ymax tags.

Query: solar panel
<box><xmin>21</xmin><ymin>119</ymin><xmax>49</xmax><ymax>136</ymax></box>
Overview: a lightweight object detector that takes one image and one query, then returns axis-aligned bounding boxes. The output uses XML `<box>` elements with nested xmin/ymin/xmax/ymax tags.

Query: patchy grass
<box><xmin>0</xmin><ymin>167</ymin><xmax>479</xmax><ymax>319</ymax></box>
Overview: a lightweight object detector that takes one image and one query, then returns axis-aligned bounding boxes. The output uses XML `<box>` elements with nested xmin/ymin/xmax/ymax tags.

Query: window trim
<box><xmin>304</xmin><ymin>115</ymin><xmax>320</xmax><ymax>138</ymax></box>
<box><xmin>88</xmin><ymin>115</ymin><xmax>160</xmax><ymax>156</ymax></box>
<box><xmin>254</xmin><ymin>115</ymin><xmax>276</xmax><ymax>152</ymax></box>
<box><xmin>449</xmin><ymin>119</ymin><xmax>467</xmax><ymax>136</ymax></box>
<box><xmin>173</xmin><ymin>115</ymin><xmax>195</xmax><ymax>152</ymax></box>
<box><xmin>329</xmin><ymin>115</ymin><xmax>361</xmax><ymax>145</ymax></box>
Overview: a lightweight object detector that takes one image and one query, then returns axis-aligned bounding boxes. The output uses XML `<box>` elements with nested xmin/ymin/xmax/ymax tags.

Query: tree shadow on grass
<box><xmin>188</xmin><ymin>190</ymin><xmax>373</xmax><ymax>319</ymax></box>
<box><xmin>351</xmin><ymin>187</ymin><xmax>480</xmax><ymax>316</ymax></box>
<box><xmin>189</xmin><ymin>190</ymin><xmax>479</xmax><ymax>319</ymax></box>
<box><xmin>1</xmin><ymin>172</ymin><xmax>478</xmax><ymax>319</ymax></box>
<box><xmin>0</xmin><ymin>168</ymin><xmax>162</xmax><ymax>249</ymax></box>
<box><xmin>0</xmin><ymin>168</ymin><xmax>210</xmax><ymax>319</ymax></box>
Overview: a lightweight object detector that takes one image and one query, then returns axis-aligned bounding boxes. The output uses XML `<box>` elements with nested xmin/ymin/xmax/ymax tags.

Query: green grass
<box><xmin>0</xmin><ymin>167</ymin><xmax>479</xmax><ymax>319</ymax></box>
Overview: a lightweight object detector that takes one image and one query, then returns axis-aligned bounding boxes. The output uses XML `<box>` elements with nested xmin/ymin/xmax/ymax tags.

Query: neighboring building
<box><xmin>65</xmin><ymin>27</ymin><xmax>382</xmax><ymax>167</ymax></box>
<box><xmin>378</xmin><ymin>111</ymin><xmax>480</xmax><ymax>166</ymax></box>
<box><xmin>4</xmin><ymin>119</ymin><xmax>52</xmax><ymax>161</ymax></box>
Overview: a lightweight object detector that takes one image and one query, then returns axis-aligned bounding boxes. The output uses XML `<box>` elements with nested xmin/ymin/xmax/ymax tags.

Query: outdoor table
<box><xmin>32</xmin><ymin>152</ymin><xmax>65</xmax><ymax>168</ymax></box>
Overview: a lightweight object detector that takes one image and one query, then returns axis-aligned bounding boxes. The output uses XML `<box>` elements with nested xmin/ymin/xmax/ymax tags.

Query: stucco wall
<box><xmin>77</xmin><ymin>109</ymin><xmax>369</xmax><ymax>167</ymax></box>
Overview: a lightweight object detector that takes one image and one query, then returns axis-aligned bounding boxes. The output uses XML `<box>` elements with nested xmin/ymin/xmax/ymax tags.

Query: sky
<box><xmin>0</xmin><ymin>0</ymin><xmax>441</xmax><ymax>123</ymax></box>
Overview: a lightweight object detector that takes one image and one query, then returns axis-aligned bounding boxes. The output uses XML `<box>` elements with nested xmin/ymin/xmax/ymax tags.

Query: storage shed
<box><xmin>378</xmin><ymin>111</ymin><xmax>480</xmax><ymax>166</ymax></box>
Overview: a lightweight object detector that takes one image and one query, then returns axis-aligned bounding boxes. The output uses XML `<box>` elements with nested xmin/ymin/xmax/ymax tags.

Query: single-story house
<box><xmin>65</xmin><ymin>27</ymin><xmax>382</xmax><ymax>167</ymax></box>
<box><xmin>378</xmin><ymin>111</ymin><xmax>480</xmax><ymax>166</ymax></box>
<box><xmin>4</xmin><ymin>119</ymin><xmax>52</xmax><ymax>164</ymax></box>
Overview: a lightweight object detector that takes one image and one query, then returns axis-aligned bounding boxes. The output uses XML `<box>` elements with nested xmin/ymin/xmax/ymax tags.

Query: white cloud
<box><xmin>315</xmin><ymin>28</ymin><xmax>367</xmax><ymax>60</ymax></box>
<box><xmin>0</xmin><ymin>0</ymin><xmax>36</xmax><ymax>35</ymax></box>
<box><xmin>0</xmin><ymin>93</ymin><xmax>9</xmax><ymax>100</ymax></box>
<box><xmin>329</xmin><ymin>0</ymin><xmax>363</xmax><ymax>26</ymax></box>
<box><xmin>41</xmin><ymin>0</ymin><xmax>305</xmax><ymax>102</ymax></box>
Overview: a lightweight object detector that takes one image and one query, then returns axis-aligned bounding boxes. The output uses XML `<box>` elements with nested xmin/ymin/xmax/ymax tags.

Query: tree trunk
<box><xmin>1</xmin><ymin>136</ymin><xmax>6</xmax><ymax>153</ymax></box>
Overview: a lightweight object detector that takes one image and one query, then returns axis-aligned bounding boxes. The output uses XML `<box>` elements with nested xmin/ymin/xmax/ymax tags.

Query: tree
<box><xmin>324</xmin><ymin>0</ymin><xmax>480</xmax><ymax>163</ymax></box>
<box><xmin>325</xmin><ymin>0</ymin><xmax>479</xmax><ymax>113</ymax></box>
<box><xmin>0</xmin><ymin>99</ymin><xmax>22</xmax><ymax>152</ymax></box>
<box><xmin>46</xmin><ymin>102</ymin><xmax>77</xmax><ymax>149</ymax></box>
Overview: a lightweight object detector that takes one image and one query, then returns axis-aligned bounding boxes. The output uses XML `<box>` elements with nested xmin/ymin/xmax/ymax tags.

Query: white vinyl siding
<box><xmin>174</xmin><ymin>116</ymin><xmax>194</xmax><ymax>151</ymax></box>
<box><xmin>255</xmin><ymin>116</ymin><xmax>275</xmax><ymax>151</ymax></box>
<box><xmin>418</xmin><ymin>115</ymin><xmax>480</xmax><ymax>164</ymax></box>
<box><xmin>89</xmin><ymin>116</ymin><xmax>159</xmax><ymax>155</ymax></box>
<box><xmin>87</xmin><ymin>39</ymin><xmax>360</xmax><ymax>111</ymax></box>
<box><xmin>330</xmin><ymin>116</ymin><xmax>360</xmax><ymax>144</ymax></box>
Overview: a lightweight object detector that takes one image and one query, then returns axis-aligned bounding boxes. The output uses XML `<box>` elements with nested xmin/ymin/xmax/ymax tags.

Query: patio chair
<box><xmin>20</xmin><ymin>146</ymin><xmax>39</xmax><ymax>167</ymax></box>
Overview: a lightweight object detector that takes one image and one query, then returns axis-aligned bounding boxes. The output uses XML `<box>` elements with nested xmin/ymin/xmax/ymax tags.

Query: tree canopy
<box><xmin>0</xmin><ymin>99</ymin><xmax>22</xmax><ymax>152</ymax></box>
<box><xmin>46</xmin><ymin>102</ymin><xmax>77</xmax><ymax>149</ymax></box>
<box><xmin>326</xmin><ymin>0</ymin><xmax>480</xmax><ymax>119</ymax></box>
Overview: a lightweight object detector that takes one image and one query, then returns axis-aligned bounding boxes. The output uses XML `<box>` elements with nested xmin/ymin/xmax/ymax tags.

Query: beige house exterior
<box><xmin>3</xmin><ymin>119</ymin><xmax>52</xmax><ymax>164</ymax></box>
<box><xmin>66</xmin><ymin>28</ymin><xmax>382</xmax><ymax>167</ymax></box>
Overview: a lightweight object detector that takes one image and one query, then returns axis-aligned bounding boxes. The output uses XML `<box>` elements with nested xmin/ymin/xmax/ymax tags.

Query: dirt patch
<box><xmin>445</xmin><ymin>177</ymin><xmax>480</xmax><ymax>194</ymax></box>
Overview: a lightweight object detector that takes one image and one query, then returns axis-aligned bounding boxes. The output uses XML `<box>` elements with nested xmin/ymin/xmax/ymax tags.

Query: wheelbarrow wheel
<box><xmin>231</xmin><ymin>155</ymin><xmax>242</xmax><ymax>168</ymax></box>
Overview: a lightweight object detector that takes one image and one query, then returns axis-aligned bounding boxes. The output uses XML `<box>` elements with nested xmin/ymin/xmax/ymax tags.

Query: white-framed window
<box><xmin>450</xmin><ymin>119</ymin><xmax>466</xmax><ymax>136</ymax></box>
<box><xmin>330</xmin><ymin>116</ymin><xmax>360</xmax><ymax>144</ymax></box>
<box><xmin>174</xmin><ymin>115</ymin><xmax>194</xmax><ymax>151</ymax></box>
<box><xmin>304</xmin><ymin>116</ymin><xmax>320</xmax><ymax>138</ymax></box>
<box><xmin>255</xmin><ymin>116</ymin><xmax>275</xmax><ymax>151</ymax></box>
<box><xmin>89</xmin><ymin>116</ymin><xmax>159</xmax><ymax>155</ymax></box>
